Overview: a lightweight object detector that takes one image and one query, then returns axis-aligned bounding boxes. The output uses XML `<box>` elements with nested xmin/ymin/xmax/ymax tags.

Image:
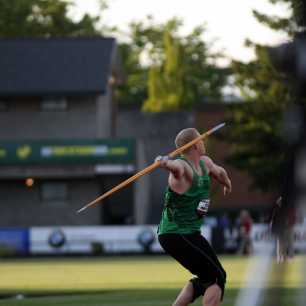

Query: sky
<box><xmin>70</xmin><ymin>0</ymin><xmax>290</xmax><ymax>64</ymax></box>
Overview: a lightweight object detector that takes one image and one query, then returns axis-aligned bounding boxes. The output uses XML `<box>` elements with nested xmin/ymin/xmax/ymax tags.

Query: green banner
<box><xmin>0</xmin><ymin>139</ymin><xmax>135</xmax><ymax>165</ymax></box>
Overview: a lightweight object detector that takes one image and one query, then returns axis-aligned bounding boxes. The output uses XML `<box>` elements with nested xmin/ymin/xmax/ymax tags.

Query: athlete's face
<box><xmin>198</xmin><ymin>140</ymin><xmax>206</xmax><ymax>155</ymax></box>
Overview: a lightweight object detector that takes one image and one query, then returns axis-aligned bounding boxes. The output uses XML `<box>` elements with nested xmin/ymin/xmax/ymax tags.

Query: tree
<box><xmin>0</xmin><ymin>0</ymin><xmax>107</xmax><ymax>37</ymax></box>
<box><xmin>114</xmin><ymin>40</ymin><xmax>149</xmax><ymax>108</ymax></box>
<box><xmin>116</xmin><ymin>17</ymin><xmax>229</xmax><ymax>110</ymax></box>
<box><xmin>224</xmin><ymin>0</ymin><xmax>305</xmax><ymax>192</ymax></box>
<box><xmin>143</xmin><ymin>29</ymin><xmax>185</xmax><ymax>111</ymax></box>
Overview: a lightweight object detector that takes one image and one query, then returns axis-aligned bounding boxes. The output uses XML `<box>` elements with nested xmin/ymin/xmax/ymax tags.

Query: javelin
<box><xmin>76</xmin><ymin>122</ymin><xmax>225</xmax><ymax>214</ymax></box>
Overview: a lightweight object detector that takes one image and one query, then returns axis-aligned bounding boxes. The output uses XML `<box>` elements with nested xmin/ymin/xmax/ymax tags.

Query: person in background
<box><xmin>270</xmin><ymin>196</ymin><xmax>295</xmax><ymax>263</ymax></box>
<box><xmin>218</xmin><ymin>213</ymin><xmax>231</xmax><ymax>229</ymax></box>
<box><xmin>236</xmin><ymin>209</ymin><xmax>253</xmax><ymax>255</ymax></box>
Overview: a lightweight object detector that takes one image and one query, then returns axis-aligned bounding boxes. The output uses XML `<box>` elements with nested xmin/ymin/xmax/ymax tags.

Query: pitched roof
<box><xmin>0</xmin><ymin>37</ymin><xmax>117</xmax><ymax>96</ymax></box>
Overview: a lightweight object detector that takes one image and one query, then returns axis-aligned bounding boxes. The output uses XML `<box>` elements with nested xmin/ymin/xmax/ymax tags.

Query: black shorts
<box><xmin>158</xmin><ymin>232</ymin><xmax>226</xmax><ymax>302</ymax></box>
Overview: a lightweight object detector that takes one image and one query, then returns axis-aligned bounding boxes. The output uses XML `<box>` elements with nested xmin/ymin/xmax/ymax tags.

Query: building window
<box><xmin>41</xmin><ymin>182</ymin><xmax>68</xmax><ymax>205</ymax></box>
<box><xmin>0</xmin><ymin>100</ymin><xmax>8</xmax><ymax>111</ymax></box>
<box><xmin>41</xmin><ymin>98</ymin><xmax>67</xmax><ymax>111</ymax></box>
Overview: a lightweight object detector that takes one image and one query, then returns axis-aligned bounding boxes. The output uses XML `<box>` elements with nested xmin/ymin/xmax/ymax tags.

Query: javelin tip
<box><xmin>210</xmin><ymin>122</ymin><xmax>226</xmax><ymax>133</ymax></box>
<box><xmin>76</xmin><ymin>206</ymin><xmax>87</xmax><ymax>214</ymax></box>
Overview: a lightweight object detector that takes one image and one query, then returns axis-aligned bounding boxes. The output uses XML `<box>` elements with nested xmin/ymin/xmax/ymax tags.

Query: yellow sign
<box><xmin>109</xmin><ymin>147</ymin><xmax>128</xmax><ymax>155</ymax></box>
<box><xmin>0</xmin><ymin>149</ymin><xmax>6</xmax><ymax>158</ymax></box>
<box><xmin>17</xmin><ymin>145</ymin><xmax>32</xmax><ymax>160</ymax></box>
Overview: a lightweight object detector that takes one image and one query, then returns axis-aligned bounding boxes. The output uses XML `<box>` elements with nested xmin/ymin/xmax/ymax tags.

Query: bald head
<box><xmin>175</xmin><ymin>128</ymin><xmax>200</xmax><ymax>151</ymax></box>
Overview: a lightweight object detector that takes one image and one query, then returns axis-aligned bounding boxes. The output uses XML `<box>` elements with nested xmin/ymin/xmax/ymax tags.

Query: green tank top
<box><xmin>158</xmin><ymin>156</ymin><xmax>211</xmax><ymax>235</ymax></box>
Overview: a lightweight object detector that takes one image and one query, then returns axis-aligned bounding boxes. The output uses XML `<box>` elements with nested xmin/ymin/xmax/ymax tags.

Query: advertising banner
<box><xmin>251</xmin><ymin>224</ymin><xmax>306</xmax><ymax>253</ymax></box>
<box><xmin>0</xmin><ymin>139</ymin><xmax>135</xmax><ymax>165</ymax></box>
<box><xmin>29</xmin><ymin>225</ymin><xmax>211</xmax><ymax>255</ymax></box>
<box><xmin>0</xmin><ymin>228</ymin><xmax>29</xmax><ymax>255</ymax></box>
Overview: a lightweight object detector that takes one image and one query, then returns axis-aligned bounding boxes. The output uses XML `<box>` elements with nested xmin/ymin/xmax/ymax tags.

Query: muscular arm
<box><xmin>161</xmin><ymin>159</ymin><xmax>184</xmax><ymax>179</ymax></box>
<box><xmin>202</xmin><ymin>156</ymin><xmax>232</xmax><ymax>195</ymax></box>
<box><xmin>157</xmin><ymin>157</ymin><xmax>192</xmax><ymax>194</ymax></box>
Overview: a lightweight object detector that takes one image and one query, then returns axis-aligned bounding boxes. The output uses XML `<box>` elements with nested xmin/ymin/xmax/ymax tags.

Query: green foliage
<box><xmin>116</xmin><ymin>17</ymin><xmax>229</xmax><ymax>110</ymax></box>
<box><xmin>252</xmin><ymin>0</ymin><xmax>306</xmax><ymax>34</ymax></box>
<box><xmin>225</xmin><ymin>0</ymin><xmax>305</xmax><ymax>192</ymax></box>
<box><xmin>0</xmin><ymin>0</ymin><xmax>106</xmax><ymax>37</ymax></box>
<box><xmin>115</xmin><ymin>42</ymin><xmax>149</xmax><ymax>107</ymax></box>
<box><xmin>225</xmin><ymin>101</ymin><xmax>286</xmax><ymax>191</ymax></box>
<box><xmin>143</xmin><ymin>30</ymin><xmax>185</xmax><ymax>111</ymax></box>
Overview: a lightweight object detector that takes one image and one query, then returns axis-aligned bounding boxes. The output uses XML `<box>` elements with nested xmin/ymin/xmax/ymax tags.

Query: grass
<box><xmin>0</xmin><ymin>255</ymin><xmax>305</xmax><ymax>305</ymax></box>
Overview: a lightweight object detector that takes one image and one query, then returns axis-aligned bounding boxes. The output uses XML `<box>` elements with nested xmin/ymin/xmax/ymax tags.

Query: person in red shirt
<box><xmin>237</xmin><ymin>209</ymin><xmax>253</xmax><ymax>255</ymax></box>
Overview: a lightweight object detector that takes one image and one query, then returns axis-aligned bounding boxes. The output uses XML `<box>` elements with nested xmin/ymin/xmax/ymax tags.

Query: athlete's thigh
<box><xmin>159</xmin><ymin>233</ymin><xmax>206</xmax><ymax>272</ymax></box>
<box><xmin>180</xmin><ymin>234</ymin><xmax>226</xmax><ymax>280</ymax></box>
<box><xmin>196</xmin><ymin>235</ymin><xmax>226</xmax><ymax>274</ymax></box>
<box><xmin>159</xmin><ymin>233</ymin><xmax>222</xmax><ymax>281</ymax></box>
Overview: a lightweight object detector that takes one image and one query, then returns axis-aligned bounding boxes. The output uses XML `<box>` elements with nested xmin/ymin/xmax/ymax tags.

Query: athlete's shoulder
<box><xmin>172</xmin><ymin>157</ymin><xmax>187</xmax><ymax>167</ymax></box>
<box><xmin>175</xmin><ymin>156</ymin><xmax>191</xmax><ymax>168</ymax></box>
<box><xmin>200</xmin><ymin>155</ymin><xmax>214</xmax><ymax>173</ymax></box>
<box><xmin>201</xmin><ymin>155</ymin><xmax>214</xmax><ymax>165</ymax></box>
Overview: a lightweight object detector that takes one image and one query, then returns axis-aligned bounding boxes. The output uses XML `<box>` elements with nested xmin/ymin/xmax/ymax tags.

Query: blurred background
<box><xmin>0</xmin><ymin>1</ymin><xmax>306</xmax><ymax>305</ymax></box>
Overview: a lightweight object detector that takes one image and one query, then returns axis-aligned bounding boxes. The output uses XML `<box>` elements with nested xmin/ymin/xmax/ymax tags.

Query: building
<box><xmin>0</xmin><ymin>37</ymin><xmax>136</xmax><ymax>226</ymax></box>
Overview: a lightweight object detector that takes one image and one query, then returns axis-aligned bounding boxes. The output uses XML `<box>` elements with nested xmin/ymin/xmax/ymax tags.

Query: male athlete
<box><xmin>157</xmin><ymin>128</ymin><xmax>232</xmax><ymax>306</ymax></box>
